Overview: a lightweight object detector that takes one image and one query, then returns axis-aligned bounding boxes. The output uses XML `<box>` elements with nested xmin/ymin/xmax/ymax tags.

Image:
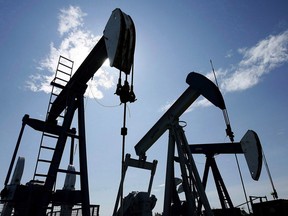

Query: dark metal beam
<box><xmin>24</xmin><ymin>116</ymin><xmax>76</xmax><ymax>136</ymax></box>
<box><xmin>47</xmin><ymin>37</ymin><xmax>108</xmax><ymax>123</ymax></box>
<box><xmin>189</xmin><ymin>142</ymin><xmax>243</xmax><ymax>155</ymax></box>
<box><xmin>77</xmin><ymin>95</ymin><xmax>90</xmax><ymax>216</ymax></box>
<box><xmin>134</xmin><ymin>72</ymin><xmax>226</xmax><ymax>158</ymax></box>
<box><xmin>134</xmin><ymin>87</ymin><xmax>200</xmax><ymax>158</ymax></box>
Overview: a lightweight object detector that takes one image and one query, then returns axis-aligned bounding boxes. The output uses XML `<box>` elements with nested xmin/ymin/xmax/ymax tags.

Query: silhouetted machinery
<box><xmin>1</xmin><ymin>8</ymin><xmax>285</xmax><ymax>216</ymax></box>
<box><xmin>1</xmin><ymin>8</ymin><xmax>137</xmax><ymax>216</ymax></box>
<box><xmin>133</xmin><ymin>72</ymin><xmax>265</xmax><ymax>216</ymax></box>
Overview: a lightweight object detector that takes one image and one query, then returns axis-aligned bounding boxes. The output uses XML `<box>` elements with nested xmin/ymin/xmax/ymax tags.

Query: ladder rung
<box><xmin>59</xmin><ymin>56</ymin><xmax>74</xmax><ymax>64</ymax></box>
<box><xmin>34</xmin><ymin>173</ymin><xmax>48</xmax><ymax>178</ymax></box>
<box><xmin>59</xmin><ymin>60</ymin><xmax>73</xmax><ymax>67</ymax></box>
<box><xmin>50</xmin><ymin>81</ymin><xmax>65</xmax><ymax>89</ymax></box>
<box><xmin>57</xmin><ymin>68</ymin><xmax>72</xmax><ymax>75</ymax></box>
<box><xmin>38</xmin><ymin>159</ymin><xmax>52</xmax><ymax>163</ymax></box>
<box><xmin>51</xmin><ymin>92</ymin><xmax>59</xmax><ymax>97</ymax></box>
<box><xmin>41</xmin><ymin>145</ymin><xmax>55</xmax><ymax>151</ymax></box>
<box><xmin>54</xmin><ymin>76</ymin><xmax>69</xmax><ymax>83</ymax></box>
<box><xmin>43</xmin><ymin>133</ymin><xmax>59</xmax><ymax>139</ymax></box>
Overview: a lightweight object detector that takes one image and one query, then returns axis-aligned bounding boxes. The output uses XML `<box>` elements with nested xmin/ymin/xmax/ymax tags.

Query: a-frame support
<box><xmin>3</xmin><ymin>88</ymin><xmax>92</xmax><ymax>216</ymax></box>
<box><xmin>36</xmin><ymin>86</ymin><xmax>91</xmax><ymax>216</ymax></box>
<box><xmin>134</xmin><ymin>72</ymin><xmax>230</xmax><ymax>216</ymax></box>
<box><xmin>202</xmin><ymin>155</ymin><xmax>234</xmax><ymax>209</ymax></box>
<box><xmin>163</xmin><ymin>120</ymin><xmax>213</xmax><ymax>216</ymax></box>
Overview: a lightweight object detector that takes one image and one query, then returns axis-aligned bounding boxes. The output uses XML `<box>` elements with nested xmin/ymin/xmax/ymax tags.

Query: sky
<box><xmin>0</xmin><ymin>0</ymin><xmax>288</xmax><ymax>215</ymax></box>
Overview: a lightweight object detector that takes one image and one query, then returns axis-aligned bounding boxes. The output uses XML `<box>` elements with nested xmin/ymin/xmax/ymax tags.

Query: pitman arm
<box><xmin>134</xmin><ymin>72</ymin><xmax>226</xmax><ymax>158</ymax></box>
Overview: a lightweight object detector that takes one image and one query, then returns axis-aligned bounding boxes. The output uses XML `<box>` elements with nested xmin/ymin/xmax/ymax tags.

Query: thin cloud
<box><xmin>159</xmin><ymin>100</ymin><xmax>176</xmax><ymax>112</ymax></box>
<box><xmin>225</xmin><ymin>49</ymin><xmax>233</xmax><ymax>58</ymax></box>
<box><xmin>161</xmin><ymin>30</ymin><xmax>288</xmax><ymax>112</ymax></box>
<box><xmin>26</xmin><ymin>6</ymin><xmax>115</xmax><ymax>99</ymax></box>
<box><xmin>58</xmin><ymin>5</ymin><xmax>86</xmax><ymax>36</ymax></box>
<box><xmin>221</xmin><ymin>30</ymin><xmax>288</xmax><ymax>92</ymax></box>
<box><xmin>159</xmin><ymin>97</ymin><xmax>213</xmax><ymax>114</ymax></box>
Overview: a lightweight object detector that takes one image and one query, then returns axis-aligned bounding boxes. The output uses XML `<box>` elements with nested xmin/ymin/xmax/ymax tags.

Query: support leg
<box><xmin>163</xmin><ymin>131</ymin><xmax>176</xmax><ymax>216</ymax></box>
<box><xmin>210</xmin><ymin>156</ymin><xmax>234</xmax><ymax>209</ymax></box>
<box><xmin>78</xmin><ymin>96</ymin><xmax>91</xmax><ymax>216</ymax></box>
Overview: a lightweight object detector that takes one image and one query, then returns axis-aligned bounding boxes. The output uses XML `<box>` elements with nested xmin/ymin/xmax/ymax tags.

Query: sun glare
<box><xmin>103</xmin><ymin>58</ymin><xmax>110</xmax><ymax>67</ymax></box>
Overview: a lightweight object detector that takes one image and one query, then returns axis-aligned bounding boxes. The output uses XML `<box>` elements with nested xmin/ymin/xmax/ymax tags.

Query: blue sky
<box><xmin>0</xmin><ymin>1</ymin><xmax>288</xmax><ymax>215</ymax></box>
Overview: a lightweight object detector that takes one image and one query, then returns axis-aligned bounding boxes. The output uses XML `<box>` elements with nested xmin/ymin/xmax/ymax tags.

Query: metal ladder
<box><xmin>33</xmin><ymin>56</ymin><xmax>74</xmax><ymax>182</ymax></box>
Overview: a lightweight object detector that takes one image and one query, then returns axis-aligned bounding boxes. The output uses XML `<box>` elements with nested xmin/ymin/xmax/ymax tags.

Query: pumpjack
<box><xmin>1</xmin><ymin>8</ymin><xmax>136</xmax><ymax>216</ymax></box>
<box><xmin>1</xmin><ymin>7</ymin><xmax>282</xmax><ymax>216</ymax></box>
<box><xmin>134</xmin><ymin>72</ymin><xmax>264</xmax><ymax>216</ymax></box>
